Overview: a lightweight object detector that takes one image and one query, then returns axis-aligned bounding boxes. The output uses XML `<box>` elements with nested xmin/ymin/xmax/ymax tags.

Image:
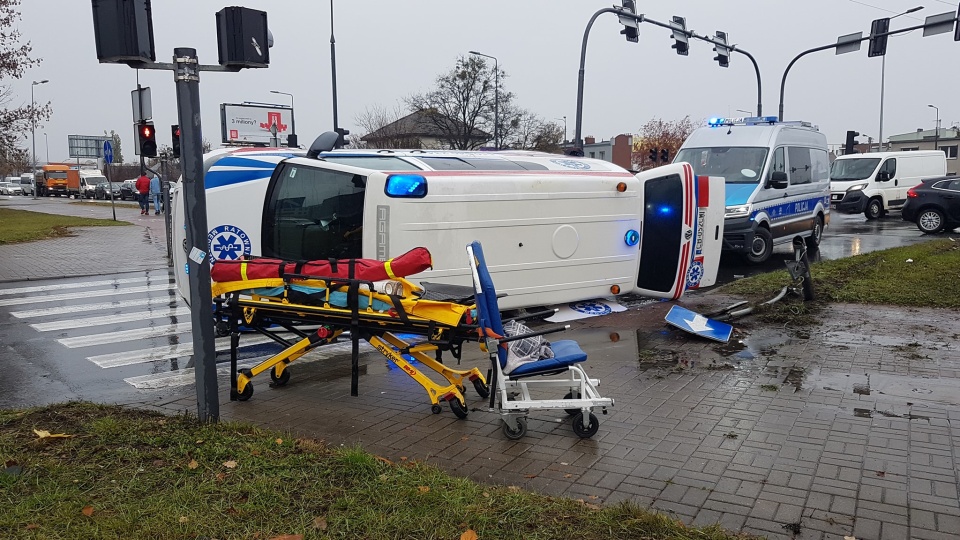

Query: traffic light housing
<box><xmin>713</xmin><ymin>31</ymin><xmax>730</xmax><ymax>67</ymax></box>
<box><xmin>670</xmin><ymin>16</ymin><xmax>689</xmax><ymax>56</ymax></box>
<box><xmin>137</xmin><ymin>121</ymin><xmax>157</xmax><ymax>157</ymax></box>
<box><xmin>868</xmin><ymin>17</ymin><xmax>890</xmax><ymax>57</ymax></box>
<box><xmin>844</xmin><ymin>130</ymin><xmax>860</xmax><ymax>155</ymax></box>
<box><xmin>171</xmin><ymin>124</ymin><xmax>181</xmax><ymax>158</ymax></box>
<box><xmin>649</xmin><ymin>148</ymin><xmax>658</xmax><ymax>164</ymax></box>
<box><xmin>660</xmin><ymin>149</ymin><xmax>670</xmax><ymax>163</ymax></box>
<box><xmin>618</xmin><ymin>0</ymin><xmax>639</xmax><ymax>43</ymax></box>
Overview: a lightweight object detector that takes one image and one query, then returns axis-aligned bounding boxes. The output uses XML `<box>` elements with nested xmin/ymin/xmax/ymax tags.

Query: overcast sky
<box><xmin>10</xmin><ymin>0</ymin><xmax>960</xmax><ymax>163</ymax></box>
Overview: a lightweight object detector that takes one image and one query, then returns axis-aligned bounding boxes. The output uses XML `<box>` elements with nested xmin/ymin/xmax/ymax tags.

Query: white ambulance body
<box><xmin>172</xmin><ymin>143</ymin><xmax>724</xmax><ymax>310</ymax></box>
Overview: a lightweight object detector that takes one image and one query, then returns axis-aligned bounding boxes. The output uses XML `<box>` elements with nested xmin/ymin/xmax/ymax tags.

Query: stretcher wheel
<box><xmin>502</xmin><ymin>417</ymin><xmax>527</xmax><ymax>440</ymax></box>
<box><xmin>563</xmin><ymin>391</ymin><xmax>582</xmax><ymax>416</ymax></box>
<box><xmin>449</xmin><ymin>397</ymin><xmax>468</xmax><ymax>419</ymax></box>
<box><xmin>472</xmin><ymin>378</ymin><xmax>490</xmax><ymax>399</ymax></box>
<box><xmin>572</xmin><ymin>412</ymin><xmax>599</xmax><ymax>439</ymax></box>
<box><xmin>237</xmin><ymin>383</ymin><xmax>254</xmax><ymax>401</ymax></box>
<box><xmin>270</xmin><ymin>367</ymin><xmax>290</xmax><ymax>386</ymax></box>
<box><xmin>215</xmin><ymin>321</ymin><xmax>230</xmax><ymax>337</ymax></box>
<box><xmin>431</xmin><ymin>404</ymin><xmax>443</xmax><ymax>415</ymax></box>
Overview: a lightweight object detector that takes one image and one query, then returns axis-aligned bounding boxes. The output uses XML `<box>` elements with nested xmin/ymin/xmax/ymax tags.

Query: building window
<box><xmin>900</xmin><ymin>147</ymin><xmax>919</xmax><ymax>151</ymax></box>
<box><xmin>599</xmin><ymin>151</ymin><xmax>606</xmax><ymax>160</ymax></box>
<box><xmin>589</xmin><ymin>152</ymin><xmax>595</xmax><ymax>158</ymax></box>
<box><xmin>942</xmin><ymin>145</ymin><xmax>958</xmax><ymax>159</ymax></box>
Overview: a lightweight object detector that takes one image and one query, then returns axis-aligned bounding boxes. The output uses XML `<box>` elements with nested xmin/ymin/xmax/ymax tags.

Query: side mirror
<box><xmin>877</xmin><ymin>171</ymin><xmax>890</xmax><ymax>182</ymax></box>
<box><xmin>767</xmin><ymin>170</ymin><xmax>789</xmax><ymax>189</ymax></box>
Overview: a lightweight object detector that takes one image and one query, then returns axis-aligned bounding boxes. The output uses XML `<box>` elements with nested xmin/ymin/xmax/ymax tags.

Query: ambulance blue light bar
<box><xmin>708</xmin><ymin>115</ymin><xmax>780</xmax><ymax>127</ymax></box>
<box><xmin>385</xmin><ymin>174</ymin><xmax>428</xmax><ymax>198</ymax></box>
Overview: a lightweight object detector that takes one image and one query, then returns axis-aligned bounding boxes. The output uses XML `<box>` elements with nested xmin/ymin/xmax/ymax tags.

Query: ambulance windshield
<box><xmin>674</xmin><ymin>147</ymin><xmax>768</xmax><ymax>184</ymax></box>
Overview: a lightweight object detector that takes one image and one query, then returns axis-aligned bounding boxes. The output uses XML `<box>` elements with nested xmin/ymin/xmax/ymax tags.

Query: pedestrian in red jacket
<box><xmin>135</xmin><ymin>173</ymin><xmax>150</xmax><ymax>215</ymax></box>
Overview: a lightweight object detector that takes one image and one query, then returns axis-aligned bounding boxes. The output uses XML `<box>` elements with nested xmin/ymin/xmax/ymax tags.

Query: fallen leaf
<box><xmin>399</xmin><ymin>456</ymin><xmax>408</xmax><ymax>461</ymax></box>
<box><xmin>843</xmin><ymin>536</ymin><xmax>857</xmax><ymax>540</ymax></box>
<box><xmin>153</xmin><ymin>459</ymin><xmax>165</xmax><ymax>467</ymax></box>
<box><xmin>33</xmin><ymin>429</ymin><xmax>74</xmax><ymax>439</ymax></box>
<box><xmin>195</xmin><ymin>440</ymin><xmax>204</xmax><ymax>445</ymax></box>
<box><xmin>482</xmin><ymin>492</ymin><xmax>490</xmax><ymax>498</ymax></box>
<box><xmin>417</xmin><ymin>486</ymin><xmax>430</xmax><ymax>493</ymax></box>
<box><xmin>523</xmin><ymin>474</ymin><xmax>537</xmax><ymax>478</ymax></box>
<box><xmin>313</xmin><ymin>516</ymin><xmax>328</xmax><ymax>530</ymax></box>
<box><xmin>461</xmin><ymin>436</ymin><xmax>470</xmax><ymax>441</ymax></box>
<box><xmin>251</xmin><ymin>450</ymin><xmax>261</xmax><ymax>456</ymax></box>
<box><xmin>223</xmin><ymin>460</ymin><xmax>238</xmax><ymax>469</ymax></box>
<box><xmin>876</xmin><ymin>471</ymin><xmax>885</xmax><ymax>477</ymax></box>
<box><xmin>564</xmin><ymin>474</ymin><xmax>573</xmax><ymax>479</ymax></box>
<box><xmin>216</xmin><ymin>472</ymin><xmax>226</xmax><ymax>481</ymax></box>
<box><xmin>81</xmin><ymin>505</ymin><xmax>95</xmax><ymax>517</ymax></box>
<box><xmin>460</xmin><ymin>529</ymin><xmax>478</xmax><ymax>540</ymax></box>
<box><xmin>584</xmin><ymin>502</ymin><xmax>601</xmax><ymax>510</ymax></box>
<box><xmin>226</xmin><ymin>507</ymin><xmax>239</xmax><ymax>515</ymax></box>
<box><xmin>25</xmin><ymin>524</ymin><xmax>39</xmax><ymax>530</ymax></box>
<box><xmin>507</xmin><ymin>486</ymin><xmax>520</xmax><ymax>492</ymax></box>
<box><xmin>187</xmin><ymin>459</ymin><xmax>199</xmax><ymax>470</ymax></box>
<box><xmin>179</xmin><ymin>516</ymin><xmax>189</xmax><ymax>523</ymax></box>
<box><xmin>276</xmin><ymin>438</ymin><xmax>283</xmax><ymax>445</ymax></box>
<box><xmin>268</xmin><ymin>535</ymin><xmax>303</xmax><ymax>540</ymax></box>
<box><xmin>375</xmin><ymin>456</ymin><xmax>394</xmax><ymax>466</ymax></box>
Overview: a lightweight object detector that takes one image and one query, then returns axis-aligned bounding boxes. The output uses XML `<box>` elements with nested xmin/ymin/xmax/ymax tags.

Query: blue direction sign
<box><xmin>664</xmin><ymin>305</ymin><xmax>733</xmax><ymax>343</ymax></box>
<box><xmin>103</xmin><ymin>141</ymin><xmax>113</xmax><ymax>164</ymax></box>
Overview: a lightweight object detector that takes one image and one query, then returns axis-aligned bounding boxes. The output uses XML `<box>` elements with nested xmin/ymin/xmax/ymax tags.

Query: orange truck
<box><xmin>37</xmin><ymin>164</ymin><xmax>84</xmax><ymax>198</ymax></box>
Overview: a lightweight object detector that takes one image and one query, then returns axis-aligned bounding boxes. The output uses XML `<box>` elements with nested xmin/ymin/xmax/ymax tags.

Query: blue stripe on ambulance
<box><xmin>205</xmin><ymin>169</ymin><xmax>275</xmax><ymax>189</ymax></box>
<box><xmin>213</xmin><ymin>156</ymin><xmax>294</xmax><ymax>169</ymax></box>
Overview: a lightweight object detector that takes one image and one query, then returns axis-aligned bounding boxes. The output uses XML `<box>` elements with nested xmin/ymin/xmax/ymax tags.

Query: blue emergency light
<box><xmin>708</xmin><ymin>115</ymin><xmax>780</xmax><ymax>127</ymax></box>
<box><xmin>385</xmin><ymin>174</ymin><xmax>427</xmax><ymax>198</ymax></box>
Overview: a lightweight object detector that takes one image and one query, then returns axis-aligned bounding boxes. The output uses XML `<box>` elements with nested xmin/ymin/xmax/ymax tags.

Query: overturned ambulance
<box><xmin>172</xmin><ymin>133</ymin><xmax>724</xmax><ymax>310</ymax></box>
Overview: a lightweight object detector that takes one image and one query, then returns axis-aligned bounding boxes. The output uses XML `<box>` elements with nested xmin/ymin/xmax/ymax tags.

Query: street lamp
<box><xmin>43</xmin><ymin>133</ymin><xmax>49</xmax><ymax>163</ymax></box>
<box><xmin>269</xmin><ymin>90</ymin><xmax>296</xmax><ymax>146</ymax></box>
<box><xmin>31</xmin><ymin>79</ymin><xmax>49</xmax><ymax>200</ymax></box>
<box><xmin>735</xmin><ymin>109</ymin><xmax>753</xmax><ymax>115</ymax></box>
<box><xmin>879</xmin><ymin>6</ymin><xmax>924</xmax><ymax>152</ymax></box>
<box><xmin>469</xmin><ymin>50</ymin><xmax>499</xmax><ymax>149</ymax></box>
<box><xmin>556</xmin><ymin>116</ymin><xmax>567</xmax><ymax>143</ymax></box>
<box><xmin>928</xmin><ymin>104</ymin><xmax>940</xmax><ymax>150</ymax></box>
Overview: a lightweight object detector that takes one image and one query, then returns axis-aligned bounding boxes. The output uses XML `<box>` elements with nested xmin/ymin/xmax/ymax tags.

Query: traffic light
<box><xmin>660</xmin><ymin>149</ymin><xmax>670</xmax><ymax>163</ymax></box>
<box><xmin>670</xmin><ymin>16</ymin><xmax>689</xmax><ymax>56</ymax></box>
<box><xmin>171</xmin><ymin>124</ymin><xmax>181</xmax><ymax>158</ymax></box>
<box><xmin>618</xmin><ymin>0</ymin><xmax>639</xmax><ymax>43</ymax></box>
<box><xmin>649</xmin><ymin>148</ymin><xmax>658</xmax><ymax>163</ymax></box>
<box><xmin>137</xmin><ymin>121</ymin><xmax>157</xmax><ymax>157</ymax></box>
<box><xmin>713</xmin><ymin>31</ymin><xmax>730</xmax><ymax>67</ymax></box>
<box><xmin>844</xmin><ymin>130</ymin><xmax>860</xmax><ymax>155</ymax></box>
<box><xmin>868</xmin><ymin>17</ymin><xmax>890</xmax><ymax>57</ymax></box>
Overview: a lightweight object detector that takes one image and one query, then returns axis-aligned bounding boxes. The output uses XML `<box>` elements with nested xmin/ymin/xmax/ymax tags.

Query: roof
<box><xmin>888</xmin><ymin>127</ymin><xmax>960</xmax><ymax>143</ymax></box>
<box><xmin>360</xmin><ymin>110</ymin><xmax>491</xmax><ymax>142</ymax></box>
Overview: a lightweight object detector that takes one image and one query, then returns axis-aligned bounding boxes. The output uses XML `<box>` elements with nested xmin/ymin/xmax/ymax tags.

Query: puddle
<box><xmin>783</xmin><ymin>367</ymin><xmax>805</xmax><ymax>392</ymax></box>
<box><xmin>810</xmin><ymin>372</ymin><xmax>960</xmax><ymax>407</ymax></box>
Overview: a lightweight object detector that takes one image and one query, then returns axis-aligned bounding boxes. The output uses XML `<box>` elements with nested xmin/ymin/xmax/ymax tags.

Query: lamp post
<box><xmin>269</xmin><ymin>90</ymin><xmax>295</xmax><ymax>146</ymax></box>
<box><xmin>928</xmin><ymin>104</ymin><xmax>940</xmax><ymax>150</ymax></box>
<box><xmin>31</xmin><ymin>79</ymin><xmax>48</xmax><ymax>200</ymax></box>
<box><xmin>469</xmin><ymin>50</ymin><xmax>499</xmax><ymax>149</ymax></box>
<box><xmin>735</xmin><ymin>109</ymin><xmax>753</xmax><ymax>115</ymax></box>
<box><xmin>43</xmin><ymin>133</ymin><xmax>49</xmax><ymax>163</ymax></box>
<box><xmin>556</xmin><ymin>116</ymin><xmax>567</xmax><ymax>143</ymax></box>
<box><xmin>879</xmin><ymin>6</ymin><xmax>924</xmax><ymax>152</ymax></box>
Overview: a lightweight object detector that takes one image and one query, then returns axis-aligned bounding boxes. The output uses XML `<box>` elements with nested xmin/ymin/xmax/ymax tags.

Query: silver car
<box><xmin>0</xmin><ymin>181</ymin><xmax>24</xmax><ymax>196</ymax></box>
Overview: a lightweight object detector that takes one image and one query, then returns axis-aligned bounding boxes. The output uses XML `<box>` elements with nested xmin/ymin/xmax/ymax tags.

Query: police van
<box><xmin>674</xmin><ymin>116</ymin><xmax>830</xmax><ymax>264</ymax></box>
<box><xmin>171</xmin><ymin>133</ymin><xmax>725</xmax><ymax>310</ymax></box>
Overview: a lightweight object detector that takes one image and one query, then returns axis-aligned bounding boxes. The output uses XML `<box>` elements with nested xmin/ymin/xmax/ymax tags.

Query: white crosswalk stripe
<box><xmin>31</xmin><ymin>306</ymin><xmax>192</xmax><ymax>332</ymax></box>
<box><xmin>0</xmin><ymin>276</ymin><xmax>156</xmax><ymax>296</ymax></box>
<box><xmin>0</xmin><ymin>283</ymin><xmax>176</xmax><ymax>307</ymax></box>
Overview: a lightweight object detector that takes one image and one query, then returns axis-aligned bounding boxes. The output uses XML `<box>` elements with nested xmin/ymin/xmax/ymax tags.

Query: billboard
<box><xmin>220</xmin><ymin>103</ymin><xmax>294</xmax><ymax>145</ymax></box>
<box><xmin>68</xmin><ymin>135</ymin><xmax>111</xmax><ymax>159</ymax></box>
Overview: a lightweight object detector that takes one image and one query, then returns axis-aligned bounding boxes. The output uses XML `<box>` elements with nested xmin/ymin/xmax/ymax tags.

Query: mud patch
<box><xmin>783</xmin><ymin>367</ymin><xmax>806</xmax><ymax>392</ymax></box>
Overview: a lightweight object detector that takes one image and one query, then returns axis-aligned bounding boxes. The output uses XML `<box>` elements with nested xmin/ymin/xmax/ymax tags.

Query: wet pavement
<box><xmin>3</xmin><ymin>196</ymin><xmax>960</xmax><ymax>539</ymax></box>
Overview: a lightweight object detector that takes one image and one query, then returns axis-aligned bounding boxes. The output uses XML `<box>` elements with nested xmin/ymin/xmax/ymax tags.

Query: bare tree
<box><xmin>353</xmin><ymin>103</ymin><xmax>411</xmax><ymax>149</ymax></box>
<box><xmin>632</xmin><ymin>116</ymin><xmax>697</xmax><ymax>170</ymax></box>
<box><xmin>103</xmin><ymin>130</ymin><xmax>123</xmax><ymax>165</ymax></box>
<box><xmin>0</xmin><ymin>0</ymin><xmax>51</xmax><ymax>172</ymax></box>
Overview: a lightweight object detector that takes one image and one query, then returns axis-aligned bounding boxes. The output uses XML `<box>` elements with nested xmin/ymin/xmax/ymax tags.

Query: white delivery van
<box><xmin>19</xmin><ymin>173</ymin><xmax>35</xmax><ymax>196</ymax></box>
<box><xmin>674</xmin><ymin>116</ymin><xmax>831</xmax><ymax>264</ymax></box>
<box><xmin>830</xmin><ymin>150</ymin><xmax>947</xmax><ymax>219</ymax></box>
<box><xmin>171</xmin><ymin>134</ymin><xmax>725</xmax><ymax>310</ymax></box>
<box><xmin>78</xmin><ymin>170</ymin><xmax>108</xmax><ymax>199</ymax></box>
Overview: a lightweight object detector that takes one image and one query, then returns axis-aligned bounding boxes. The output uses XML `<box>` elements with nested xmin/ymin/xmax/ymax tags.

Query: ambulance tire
<box><xmin>745</xmin><ymin>227</ymin><xmax>773</xmax><ymax>265</ymax></box>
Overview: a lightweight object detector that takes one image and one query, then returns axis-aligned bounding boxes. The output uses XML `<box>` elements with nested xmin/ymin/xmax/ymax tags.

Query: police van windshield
<box><xmin>829</xmin><ymin>158</ymin><xmax>881</xmax><ymax>181</ymax></box>
<box><xmin>674</xmin><ymin>147</ymin><xmax>768</xmax><ymax>184</ymax></box>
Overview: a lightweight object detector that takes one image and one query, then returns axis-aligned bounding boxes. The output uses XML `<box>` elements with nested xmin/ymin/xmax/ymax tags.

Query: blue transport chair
<box><xmin>466</xmin><ymin>241</ymin><xmax>614</xmax><ymax>439</ymax></box>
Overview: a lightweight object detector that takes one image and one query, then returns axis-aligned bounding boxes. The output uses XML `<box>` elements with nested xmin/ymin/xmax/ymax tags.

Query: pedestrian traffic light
<box><xmin>844</xmin><ymin>130</ymin><xmax>860</xmax><ymax>155</ymax></box>
<box><xmin>618</xmin><ymin>0</ymin><xmax>639</xmax><ymax>43</ymax></box>
<box><xmin>670</xmin><ymin>16</ymin><xmax>689</xmax><ymax>56</ymax></box>
<box><xmin>649</xmin><ymin>148</ymin><xmax>658</xmax><ymax>163</ymax></box>
<box><xmin>713</xmin><ymin>31</ymin><xmax>730</xmax><ymax>67</ymax></box>
<box><xmin>660</xmin><ymin>149</ymin><xmax>670</xmax><ymax>163</ymax></box>
<box><xmin>868</xmin><ymin>17</ymin><xmax>890</xmax><ymax>57</ymax></box>
<box><xmin>137</xmin><ymin>121</ymin><xmax>157</xmax><ymax>157</ymax></box>
<box><xmin>171</xmin><ymin>124</ymin><xmax>181</xmax><ymax>158</ymax></box>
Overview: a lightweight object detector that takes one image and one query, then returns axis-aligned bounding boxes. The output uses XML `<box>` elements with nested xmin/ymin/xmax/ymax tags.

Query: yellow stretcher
<box><xmin>211</xmin><ymin>272</ymin><xmax>489</xmax><ymax>418</ymax></box>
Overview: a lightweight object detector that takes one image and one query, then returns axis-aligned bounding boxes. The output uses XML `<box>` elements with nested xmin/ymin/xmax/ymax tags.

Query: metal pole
<box><xmin>174</xmin><ymin>47</ymin><xmax>219</xmax><ymax>423</ymax></box>
<box><xmin>330</xmin><ymin>0</ymin><xmax>339</xmax><ymax>131</ymax></box>
<box><xmin>574</xmin><ymin>8</ymin><xmax>616</xmax><ymax>153</ymax></box>
<box><xmin>493</xmin><ymin>57</ymin><xmax>499</xmax><ymax>149</ymax></box>
<box><xmin>31</xmin><ymin>84</ymin><xmax>36</xmax><ymax>199</ymax></box>
<box><xmin>879</xmin><ymin>55</ymin><xmax>886</xmax><ymax>152</ymax></box>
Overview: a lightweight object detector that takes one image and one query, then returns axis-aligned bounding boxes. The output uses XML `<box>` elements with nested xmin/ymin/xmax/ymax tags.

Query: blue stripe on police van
<box><xmin>724</xmin><ymin>184</ymin><xmax>759</xmax><ymax>206</ymax></box>
<box><xmin>751</xmin><ymin>195</ymin><xmax>830</xmax><ymax>222</ymax></box>
<box><xmin>205</xmin><ymin>170</ymin><xmax>274</xmax><ymax>189</ymax></box>
<box><xmin>213</xmin><ymin>156</ymin><xmax>289</xmax><ymax>170</ymax></box>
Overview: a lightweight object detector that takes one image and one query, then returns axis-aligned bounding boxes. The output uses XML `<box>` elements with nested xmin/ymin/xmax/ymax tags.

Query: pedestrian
<box><xmin>135</xmin><ymin>173</ymin><xmax>150</xmax><ymax>215</ymax></box>
<box><xmin>149</xmin><ymin>174</ymin><xmax>162</xmax><ymax>215</ymax></box>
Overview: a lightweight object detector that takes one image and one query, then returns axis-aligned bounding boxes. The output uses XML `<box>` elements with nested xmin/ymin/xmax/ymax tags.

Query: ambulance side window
<box><xmin>263</xmin><ymin>164</ymin><xmax>366</xmax><ymax>261</ymax></box>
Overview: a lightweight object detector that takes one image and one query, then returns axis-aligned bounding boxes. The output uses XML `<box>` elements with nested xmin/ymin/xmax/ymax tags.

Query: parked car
<box><xmin>120</xmin><ymin>179</ymin><xmax>137</xmax><ymax>201</ymax></box>
<box><xmin>0</xmin><ymin>181</ymin><xmax>24</xmax><ymax>195</ymax></box>
<box><xmin>902</xmin><ymin>176</ymin><xmax>960</xmax><ymax>234</ymax></box>
<box><xmin>95</xmin><ymin>181</ymin><xmax>125</xmax><ymax>200</ymax></box>
<box><xmin>18</xmin><ymin>175</ymin><xmax>35</xmax><ymax>196</ymax></box>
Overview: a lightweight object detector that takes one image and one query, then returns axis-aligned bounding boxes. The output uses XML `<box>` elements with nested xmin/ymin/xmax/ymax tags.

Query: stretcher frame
<box><xmin>212</xmin><ymin>272</ymin><xmax>489</xmax><ymax>418</ymax></box>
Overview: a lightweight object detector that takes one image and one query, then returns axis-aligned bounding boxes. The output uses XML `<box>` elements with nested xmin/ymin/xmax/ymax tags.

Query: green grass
<box><xmin>720</xmin><ymin>239</ymin><xmax>960</xmax><ymax>310</ymax></box>
<box><xmin>0</xmin><ymin>207</ymin><xmax>129</xmax><ymax>244</ymax></box>
<box><xmin>0</xmin><ymin>403</ymin><xmax>758</xmax><ymax>540</ymax></box>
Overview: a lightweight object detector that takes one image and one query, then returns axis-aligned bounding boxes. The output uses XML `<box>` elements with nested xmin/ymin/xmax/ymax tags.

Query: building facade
<box><xmin>887</xmin><ymin>127</ymin><xmax>960</xmax><ymax>175</ymax></box>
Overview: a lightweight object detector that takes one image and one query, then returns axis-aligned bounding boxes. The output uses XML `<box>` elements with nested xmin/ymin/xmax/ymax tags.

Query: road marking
<box><xmin>0</xmin><ymin>276</ymin><xmax>168</xmax><ymax>296</ymax></box>
<box><xmin>11</xmin><ymin>296</ymin><xmax>184</xmax><ymax>318</ymax></box>
<box><xmin>57</xmin><ymin>322</ymin><xmax>191</xmax><ymax>348</ymax></box>
<box><xmin>88</xmin><ymin>335</ymin><xmax>277</xmax><ymax>368</ymax></box>
<box><xmin>0</xmin><ymin>283</ymin><xmax>177</xmax><ymax>307</ymax></box>
<box><xmin>30</xmin><ymin>306</ymin><xmax>193</xmax><ymax>331</ymax></box>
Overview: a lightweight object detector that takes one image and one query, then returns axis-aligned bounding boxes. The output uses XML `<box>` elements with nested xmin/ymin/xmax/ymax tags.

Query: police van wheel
<box><xmin>865</xmin><ymin>198</ymin><xmax>883</xmax><ymax>220</ymax></box>
<box><xmin>745</xmin><ymin>227</ymin><xmax>773</xmax><ymax>265</ymax></box>
<box><xmin>806</xmin><ymin>215</ymin><xmax>824</xmax><ymax>249</ymax></box>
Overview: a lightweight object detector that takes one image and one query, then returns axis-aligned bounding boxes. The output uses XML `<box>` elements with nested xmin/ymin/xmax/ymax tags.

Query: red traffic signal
<box><xmin>137</xmin><ymin>121</ymin><xmax>157</xmax><ymax>157</ymax></box>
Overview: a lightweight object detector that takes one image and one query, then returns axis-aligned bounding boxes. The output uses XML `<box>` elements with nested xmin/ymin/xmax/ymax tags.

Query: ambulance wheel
<box><xmin>431</xmin><ymin>404</ymin><xmax>443</xmax><ymax>415</ymax></box>
<box><xmin>563</xmin><ymin>391</ymin><xmax>582</xmax><ymax>416</ymax></box>
<box><xmin>449</xmin><ymin>397</ymin><xmax>468</xmax><ymax>419</ymax></box>
<box><xmin>572</xmin><ymin>412</ymin><xmax>599</xmax><ymax>439</ymax></box>
<box><xmin>806</xmin><ymin>214</ymin><xmax>824</xmax><ymax>249</ymax></box>
<box><xmin>237</xmin><ymin>383</ymin><xmax>254</xmax><ymax>401</ymax></box>
<box><xmin>502</xmin><ymin>417</ymin><xmax>527</xmax><ymax>440</ymax></box>
<box><xmin>865</xmin><ymin>198</ymin><xmax>883</xmax><ymax>220</ymax></box>
<box><xmin>745</xmin><ymin>227</ymin><xmax>773</xmax><ymax>264</ymax></box>
<box><xmin>472</xmin><ymin>378</ymin><xmax>490</xmax><ymax>399</ymax></box>
<box><xmin>270</xmin><ymin>367</ymin><xmax>290</xmax><ymax>386</ymax></box>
